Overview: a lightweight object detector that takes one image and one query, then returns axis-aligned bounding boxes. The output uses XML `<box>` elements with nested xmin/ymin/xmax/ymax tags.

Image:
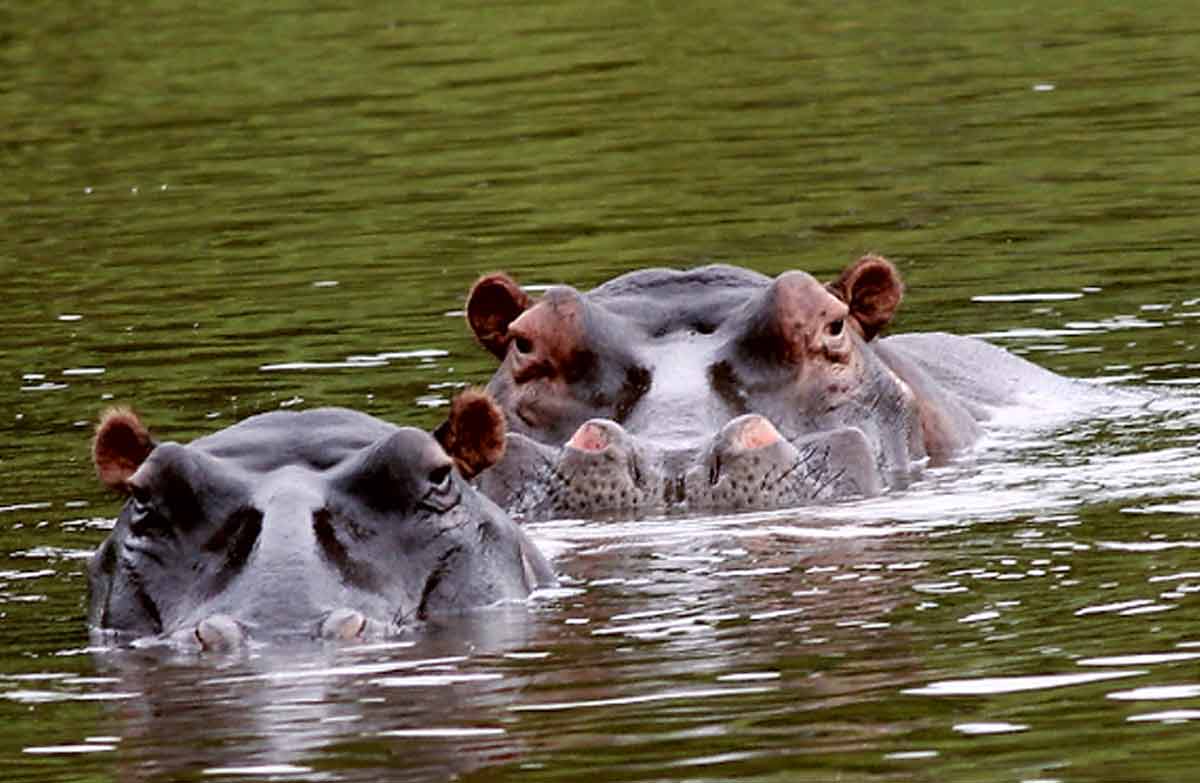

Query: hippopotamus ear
<box><xmin>467</xmin><ymin>274</ymin><xmax>533</xmax><ymax>359</ymax></box>
<box><xmin>433</xmin><ymin>388</ymin><xmax>506</xmax><ymax>479</ymax></box>
<box><xmin>93</xmin><ymin>407</ymin><xmax>156</xmax><ymax>493</ymax></box>
<box><xmin>826</xmin><ymin>254</ymin><xmax>904</xmax><ymax>341</ymax></box>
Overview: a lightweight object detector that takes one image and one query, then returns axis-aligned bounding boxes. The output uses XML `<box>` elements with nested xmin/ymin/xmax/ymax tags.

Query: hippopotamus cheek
<box><xmin>827</xmin><ymin>350</ymin><xmax>867</xmax><ymax>390</ymax></box>
<box><xmin>511</xmin><ymin>385</ymin><xmax>591</xmax><ymax>445</ymax></box>
<box><xmin>511</xmin><ymin>381</ymin><xmax>558</xmax><ymax>427</ymax></box>
<box><xmin>513</xmin><ymin>395</ymin><xmax>543</xmax><ymax>430</ymax></box>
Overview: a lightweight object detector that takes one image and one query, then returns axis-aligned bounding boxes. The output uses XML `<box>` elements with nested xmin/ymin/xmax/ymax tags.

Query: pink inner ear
<box><xmin>93</xmin><ymin>408</ymin><xmax>153</xmax><ymax>490</ymax></box>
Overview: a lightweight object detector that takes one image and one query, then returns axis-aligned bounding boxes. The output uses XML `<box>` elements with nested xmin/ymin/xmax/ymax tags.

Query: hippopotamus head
<box><xmin>88</xmin><ymin>392</ymin><xmax>555</xmax><ymax>649</ymax></box>
<box><xmin>463</xmin><ymin>256</ymin><xmax>982</xmax><ymax>520</ymax></box>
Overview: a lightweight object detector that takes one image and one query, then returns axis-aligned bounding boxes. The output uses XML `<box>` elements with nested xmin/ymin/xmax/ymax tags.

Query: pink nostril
<box><xmin>734</xmin><ymin>416</ymin><xmax>782</xmax><ymax>450</ymax></box>
<box><xmin>567</xmin><ymin>422</ymin><xmax>611</xmax><ymax>452</ymax></box>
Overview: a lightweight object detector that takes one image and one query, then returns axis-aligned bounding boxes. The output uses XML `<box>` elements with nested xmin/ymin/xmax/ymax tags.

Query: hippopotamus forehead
<box><xmin>589</xmin><ymin>264</ymin><xmax>771</xmax><ymax>298</ymax></box>
<box><xmin>190</xmin><ymin>408</ymin><xmax>397</xmax><ymax>474</ymax></box>
<box><xmin>244</xmin><ymin>464</ymin><xmax>330</xmax><ymax>510</ymax></box>
<box><xmin>587</xmin><ymin>265</ymin><xmax>772</xmax><ymax>336</ymax></box>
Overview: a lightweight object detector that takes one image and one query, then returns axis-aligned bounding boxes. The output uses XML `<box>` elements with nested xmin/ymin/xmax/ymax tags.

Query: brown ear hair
<box><xmin>467</xmin><ymin>274</ymin><xmax>532</xmax><ymax>359</ymax></box>
<box><xmin>93</xmin><ymin>407</ymin><xmax>156</xmax><ymax>492</ymax></box>
<box><xmin>826</xmin><ymin>254</ymin><xmax>904</xmax><ymax>341</ymax></box>
<box><xmin>433</xmin><ymin>388</ymin><xmax>506</xmax><ymax>479</ymax></box>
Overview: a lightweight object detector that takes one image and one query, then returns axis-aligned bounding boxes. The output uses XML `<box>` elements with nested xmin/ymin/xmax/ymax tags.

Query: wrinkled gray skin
<box><xmin>88</xmin><ymin>408</ymin><xmax>554</xmax><ymax>650</ymax></box>
<box><xmin>466</xmin><ymin>259</ymin><xmax>1090</xmax><ymax>520</ymax></box>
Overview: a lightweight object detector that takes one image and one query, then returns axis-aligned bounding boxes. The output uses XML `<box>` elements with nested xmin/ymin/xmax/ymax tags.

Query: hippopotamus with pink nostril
<box><xmin>461</xmin><ymin>255</ymin><xmax>1092</xmax><ymax>520</ymax></box>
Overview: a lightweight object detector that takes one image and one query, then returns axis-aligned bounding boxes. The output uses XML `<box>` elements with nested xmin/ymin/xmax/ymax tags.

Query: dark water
<box><xmin>3</xmin><ymin>1</ymin><xmax>1200</xmax><ymax>780</ymax></box>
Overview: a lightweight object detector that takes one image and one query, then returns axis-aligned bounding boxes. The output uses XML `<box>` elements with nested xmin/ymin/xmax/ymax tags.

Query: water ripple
<box><xmin>904</xmin><ymin>670</ymin><xmax>1144</xmax><ymax>697</ymax></box>
<box><xmin>511</xmin><ymin>686</ymin><xmax>776</xmax><ymax>712</ymax></box>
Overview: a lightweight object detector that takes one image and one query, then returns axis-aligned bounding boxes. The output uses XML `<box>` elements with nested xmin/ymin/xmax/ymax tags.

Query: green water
<box><xmin>2</xmin><ymin>1</ymin><xmax>1199</xmax><ymax>780</ymax></box>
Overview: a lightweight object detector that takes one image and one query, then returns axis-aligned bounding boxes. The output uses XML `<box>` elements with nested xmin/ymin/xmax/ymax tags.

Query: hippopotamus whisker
<box><xmin>707</xmin><ymin>453</ymin><xmax>723</xmax><ymax>487</ymax></box>
<box><xmin>810</xmin><ymin>466</ymin><xmax>850</xmax><ymax>499</ymax></box>
<box><xmin>765</xmin><ymin>458</ymin><xmax>805</xmax><ymax>492</ymax></box>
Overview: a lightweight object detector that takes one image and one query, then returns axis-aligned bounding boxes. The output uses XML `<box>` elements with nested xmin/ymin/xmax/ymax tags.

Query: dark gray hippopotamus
<box><xmin>463</xmin><ymin>255</ymin><xmax>1091</xmax><ymax>520</ymax></box>
<box><xmin>88</xmin><ymin>392</ymin><xmax>554</xmax><ymax>649</ymax></box>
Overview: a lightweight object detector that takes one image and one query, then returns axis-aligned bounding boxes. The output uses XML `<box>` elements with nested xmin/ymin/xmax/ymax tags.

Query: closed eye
<box><xmin>129</xmin><ymin>482</ymin><xmax>151</xmax><ymax>507</ymax></box>
<box><xmin>127</xmin><ymin>495</ymin><xmax>164</xmax><ymax>537</ymax></box>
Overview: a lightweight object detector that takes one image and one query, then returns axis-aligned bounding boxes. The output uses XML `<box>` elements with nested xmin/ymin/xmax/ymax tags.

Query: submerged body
<box><xmin>88</xmin><ymin>398</ymin><xmax>553</xmax><ymax>649</ymax></box>
<box><xmin>464</xmin><ymin>256</ymin><xmax>1097</xmax><ymax>520</ymax></box>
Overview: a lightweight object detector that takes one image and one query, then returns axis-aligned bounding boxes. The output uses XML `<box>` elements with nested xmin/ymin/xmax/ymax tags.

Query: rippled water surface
<box><xmin>3</xmin><ymin>1</ymin><xmax>1200</xmax><ymax>781</ymax></box>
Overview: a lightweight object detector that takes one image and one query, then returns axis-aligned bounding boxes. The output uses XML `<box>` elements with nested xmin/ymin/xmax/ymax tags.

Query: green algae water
<box><xmin>2</xmin><ymin>1</ymin><xmax>1199</xmax><ymax>780</ymax></box>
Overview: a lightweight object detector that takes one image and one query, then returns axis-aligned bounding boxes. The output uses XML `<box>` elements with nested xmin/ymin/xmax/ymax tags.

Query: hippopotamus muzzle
<box><xmin>478</xmin><ymin>411</ymin><xmax>882</xmax><ymax>519</ymax></box>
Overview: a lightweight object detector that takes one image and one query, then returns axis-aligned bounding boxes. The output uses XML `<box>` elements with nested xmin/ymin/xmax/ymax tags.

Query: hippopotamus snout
<box><xmin>176</xmin><ymin>607</ymin><xmax>375</xmax><ymax>651</ymax></box>
<box><xmin>173</xmin><ymin>607</ymin><xmax>376</xmax><ymax>651</ymax></box>
<box><xmin>162</xmin><ymin>479</ymin><xmax>388</xmax><ymax>650</ymax></box>
<box><xmin>478</xmin><ymin>413</ymin><xmax>883</xmax><ymax>520</ymax></box>
<box><xmin>690</xmin><ymin>415</ymin><xmax>802</xmax><ymax>509</ymax></box>
<box><xmin>688</xmin><ymin>416</ymin><xmax>883</xmax><ymax>510</ymax></box>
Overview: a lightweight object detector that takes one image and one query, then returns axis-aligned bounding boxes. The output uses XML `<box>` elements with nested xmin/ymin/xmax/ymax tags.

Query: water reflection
<box><xmin>904</xmin><ymin>670</ymin><xmax>1145</xmax><ymax>697</ymax></box>
<box><xmin>87</xmin><ymin>609</ymin><xmax>544</xmax><ymax>781</ymax></box>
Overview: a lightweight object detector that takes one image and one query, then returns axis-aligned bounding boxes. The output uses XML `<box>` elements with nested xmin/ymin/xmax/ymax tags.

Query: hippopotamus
<box><xmin>87</xmin><ymin>392</ymin><xmax>554</xmax><ymax>650</ymax></box>
<box><xmin>463</xmin><ymin>255</ymin><xmax>1093</xmax><ymax>520</ymax></box>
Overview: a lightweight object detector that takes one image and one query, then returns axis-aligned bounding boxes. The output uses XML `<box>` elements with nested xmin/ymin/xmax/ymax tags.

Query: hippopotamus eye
<box><xmin>128</xmin><ymin>484</ymin><xmax>153</xmax><ymax>516</ymax></box>
<box><xmin>129</xmin><ymin>497</ymin><xmax>150</xmax><ymax>520</ymax></box>
<box><xmin>129</xmin><ymin>483</ymin><xmax>149</xmax><ymax>505</ymax></box>
<box><xmin>419</xmin><ymin>463</ymin><xmax>460</xmax><ymax>513</ymax></box>
<box><xmin>828</xmin><ymin>318</ymin><xmax>845</xmax><ymax>337</ymax></box>
<box><xmin>513</xmin><ymin>335</ymin><xmax>534</xmax><ymax>355</ymax></box>
<box><xmin>430</xmin><ymin>463</ymin><xmax>452</xmax><ymax>492</ymax></box>
<box><xmin>126</xmin><ymin>487</ymin><xmax>164</xmax><ymax>535</ymax></box>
